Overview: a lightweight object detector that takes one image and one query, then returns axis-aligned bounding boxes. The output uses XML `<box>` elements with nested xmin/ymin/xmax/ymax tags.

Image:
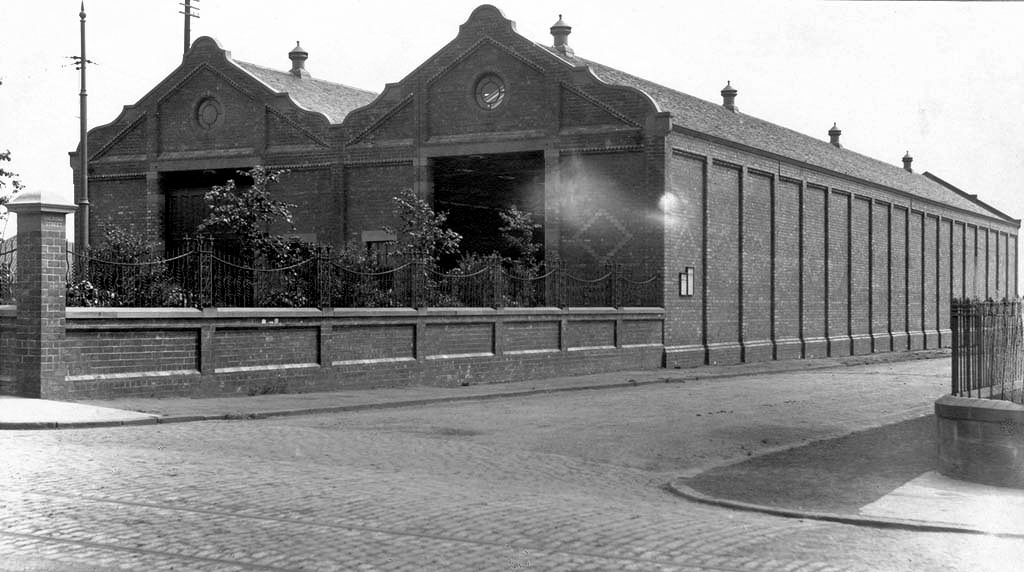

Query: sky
<box><xmin>1</xmin><ymin>0</ymin><xmax>1022</xmax><ymax>243</ymax></box>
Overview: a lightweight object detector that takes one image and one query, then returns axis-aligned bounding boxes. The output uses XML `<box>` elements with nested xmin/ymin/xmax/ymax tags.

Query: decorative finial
<box><xmin>721</xmin><ymin>81</ymin><xmax>738</xmax><ymax>112</ymax></box>
<box><xmin>551</xmin><ymin>14</ymin><xmax>573</xmax><ymax>56</ymax></box>
<box><xmin>829</xmin><ymin>123</ymin><xmax>842</xmax><ymax>148</ymax></box>
<box><xmin>902</xmin><ymin>150</ymin><xmax>913</xmax><ymax>172</ymax></box>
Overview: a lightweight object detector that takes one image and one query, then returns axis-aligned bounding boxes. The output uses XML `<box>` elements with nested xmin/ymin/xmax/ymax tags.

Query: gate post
<box><xmin>7</xmin><ymin>190</ymin><xmax>76</xmax><ymax>399</ymax></box>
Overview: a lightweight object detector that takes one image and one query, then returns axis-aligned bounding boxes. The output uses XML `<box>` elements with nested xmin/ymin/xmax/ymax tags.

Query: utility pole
<box><xmin>77</xmin><ymin>2</ymin><xmax>89</xmax><ymax>251</ymax></box>
<box><xmin>181</xmin><ymin>0</ymin><xmax>200</xmax><ymax>55</ymax></box>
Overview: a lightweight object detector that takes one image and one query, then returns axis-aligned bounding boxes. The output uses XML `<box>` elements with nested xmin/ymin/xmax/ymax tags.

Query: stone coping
<box><xmin>935</xmin><ymin>394</ymin><xmax>1024</xmax><ymax>424</ymax></box>
<box><xmin>65</xmin><ymin>306</ymin><xmax>665</xmax><ymax>320</ymax></box>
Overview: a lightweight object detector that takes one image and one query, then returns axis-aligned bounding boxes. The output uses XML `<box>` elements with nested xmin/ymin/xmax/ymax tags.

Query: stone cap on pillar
<box><xmin>6</xmin><ymin>189</ymin><xmax>77</xmax><ymax>215</ymax></box>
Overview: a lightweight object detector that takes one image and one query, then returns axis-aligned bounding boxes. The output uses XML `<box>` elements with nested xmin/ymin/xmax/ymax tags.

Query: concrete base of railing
<box><xmin>935</xmin><ymin>395</ymin><xmax>1024</xmax><ymax>489</ymax></box>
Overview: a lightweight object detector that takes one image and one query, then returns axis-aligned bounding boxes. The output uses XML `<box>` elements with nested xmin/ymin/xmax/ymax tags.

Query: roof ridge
<box><xmin>231</xmin><ymin>59</ymin><xmax>378</xmax><ymax>124</ymax></box>
<box><xmin>568</xmin><ymin>55</ymin><xmax>1011</xmax><ymax>223</ymax></box>
<box><xmin>234</xmin><ymin>59</ymin><xmax>378</xmax><ymax>96</ymax></box>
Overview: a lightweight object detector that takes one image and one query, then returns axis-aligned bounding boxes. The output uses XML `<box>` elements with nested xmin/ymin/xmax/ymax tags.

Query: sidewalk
<box><xmin>2</xmin><ymin>349</ymin><xmax>948</xmax><ymax>429</ymax></box>
<box><xmin>4</xmin><ymin>348</ymin><xmax>1024</xmax><ymax>539</ymax></box>
<box><xmin>668</xmin><ymin>413</ymin><xmax>1024</xmax><ymax>538</ymax></box>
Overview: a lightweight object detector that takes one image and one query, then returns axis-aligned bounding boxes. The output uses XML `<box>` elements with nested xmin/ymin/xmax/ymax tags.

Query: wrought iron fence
<box><xmin>67</xmin><ymin>245</ymin><xmax>199</xmax><ymax>308</ymax></box>
<box><xmin>951</xmin><ymin>298</ymin><xmax>1024</xmax><ymax>404</ymax></box>
<box><xmin>65</xmin><ymin>243</ymin><xmax>663</xmax><ymax>309</ymax></box>
<box><xmin>0</xmin><ymin>240</ymin><xmax>14</xmax><ymax>305</ymax></box>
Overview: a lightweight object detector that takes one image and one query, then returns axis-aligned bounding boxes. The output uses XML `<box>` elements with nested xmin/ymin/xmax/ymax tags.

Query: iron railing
<box><xmin>0</xmin><ymin>241</ymin><xmax>14</xmax><ymax>305</ymax></box>
<box><xmin>65</xmin><ymin>243</ymin><xmax>663</xmax><ymax>309</ymax></box>
<box><xmin>951</xmin><ymin>298</ymin><xmax>1024</xmax><ymax>404</ymax></box>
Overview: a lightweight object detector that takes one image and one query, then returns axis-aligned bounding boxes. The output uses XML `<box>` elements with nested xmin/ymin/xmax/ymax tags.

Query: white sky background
<box><xmin>1</xmin><ymin>0</ymin><xmax>1022</xmax><ymax>251</ymax></box>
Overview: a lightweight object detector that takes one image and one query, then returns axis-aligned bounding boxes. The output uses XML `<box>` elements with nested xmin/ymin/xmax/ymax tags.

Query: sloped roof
<box><xmin>234</xmin><ymin>60</ymin><xmax>378</xmax><ymax>124</ymax></box>
<box><xmin>562</xmin><ymin>53</ymin><xmax>1011</xmax><ymax>222</ymax></box>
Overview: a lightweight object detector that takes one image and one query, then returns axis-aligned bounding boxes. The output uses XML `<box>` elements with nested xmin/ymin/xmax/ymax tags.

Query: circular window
<box><xmin>475</xmin><ymin>74</ymin><xmax>506</xmax><ymax>110</ymax></box>
<box><xmin>196</xmin><ymin>98</ymin><xmax>223</xmax><ymax>130</ymax></box>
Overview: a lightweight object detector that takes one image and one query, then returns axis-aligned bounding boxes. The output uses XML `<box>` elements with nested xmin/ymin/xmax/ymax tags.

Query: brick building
<box><xmin>71</xmin><ymin>4</ymin><xmax>1019</xmax><ymax>368</ymax></box>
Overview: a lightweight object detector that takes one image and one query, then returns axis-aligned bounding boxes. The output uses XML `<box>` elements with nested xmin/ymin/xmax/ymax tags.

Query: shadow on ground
<box><xmin>681</xmin><ymin>414</ymin><xmax>935</xmax><ymax>514</ymax></box>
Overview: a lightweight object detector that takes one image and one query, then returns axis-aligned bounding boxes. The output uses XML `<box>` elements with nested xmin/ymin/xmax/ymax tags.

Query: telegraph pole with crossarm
<box><xmin>181</xmin><ymin>0</ymin><xmax>200</xmax><ymax>55</ymax></box>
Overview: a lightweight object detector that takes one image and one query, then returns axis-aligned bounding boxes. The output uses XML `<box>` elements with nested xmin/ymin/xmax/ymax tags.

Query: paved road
<box><xmin>3</xmin><ymin>359</ymin><xmax>1023</xmax><ymax>571</ymax></box>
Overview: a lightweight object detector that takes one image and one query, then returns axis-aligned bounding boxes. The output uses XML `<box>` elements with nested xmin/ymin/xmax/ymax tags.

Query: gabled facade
<box><xmin>70</xmin><ymin>36</ymin><xmax>376</xmax><ymax>248</ymax></box>
<box><xmin>72</xmin><ymin>4</ymin><xmax>1020</xmax><ymax>369</ymax></box>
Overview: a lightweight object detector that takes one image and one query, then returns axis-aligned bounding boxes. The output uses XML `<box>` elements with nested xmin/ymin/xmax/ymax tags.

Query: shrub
<box><xmin>70</xmin><ymin>226</ymin><xmax>191</xmax><ymax>307</ymax></box>
<box><xmin>386</xmin><ymin>189</ymin><xmax>461</xmax><ymax>266</ymax></box>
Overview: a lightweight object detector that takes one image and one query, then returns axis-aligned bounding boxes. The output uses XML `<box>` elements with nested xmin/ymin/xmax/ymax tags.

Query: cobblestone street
<box><xmin>3</xmin><ymin>360</ymin><xmax>1023</xmax><ymax>571</ymax></box>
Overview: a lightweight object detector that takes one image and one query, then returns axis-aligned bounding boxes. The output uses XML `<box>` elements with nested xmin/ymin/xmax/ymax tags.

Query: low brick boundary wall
<box><xmin>0</xmin><ymin>306</ymin><xmax>14</xmax><ymax>394</ymax></box>
<box><xmin>935</xmin><ymin>395</ymin><xmax>1024</xmax><ymax>489</ymax></box>
<box><xmin>61</xmin><ymin>306</ymin><xmax>665</xmax><ymax>399</ymax></box>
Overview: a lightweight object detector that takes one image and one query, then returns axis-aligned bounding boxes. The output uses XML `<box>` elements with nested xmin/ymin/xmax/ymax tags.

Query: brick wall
<box><xmin>803</xmin><ymin>186</ymin><xmax>828</xmax><ymax>357</ymax></box>
<box><xmin>773</xmin><ymin>179</ymin><xmax>801</xmax><ymax>359</ymax></box>
<box><xmin>158</xmin><ymin>68</ymin><xmax>265</xmax><ymax>154</ymax></box>
<box><xmin>566</xmin><ymin>320</ymin><xmax>615</xmax><ymax>349</ymax></box>
<box><xmin>952</xmin><ymin>222</ymin><xmax>965</xmax><ymax>300</ymax></box>
<box><xmin>65</xmin><ymin>329</ymin><xmax>200</xmax><ymax>378</ymax></box>
<box><xmin>988</xmin><ymin>229</ymin><xmax>999</xmax><ymax>299</ymax></box>
<box><xmin>426</xmin><ymin>43</ymin><xmax>548</xmax><ymax>138</ymax></box>
<box><xmin>620</xmin><ymin>319</ymin><xmax>662</xmax><ymax>347</ymax></box>
<box><xmin>907</xmin><ymin>211</ymin><xmax>924</xmax><ymax>349</ymax></box>
<box><xmin>0</xmin><ymin>309</ymin><xmax>13</xmax><ymax>394</ymax></box>
<box><xmin>924</xmin><ymin>215</ymin><xmax>939</xmax><ymax>347</ymax></box>
<box><xmin>938</xmin><ymin>218</ymin><xmax>952</xmax><ymax>344</ymax></box>
<box><xmin>273</xmin><ymin>168</ymin><xmax>333</xmax><ymax>239</ymax></box>
<box><xmin>964</xmin><ymin>224</ymin><xmax>977</xmax><ymax>299</ymax></box>
<box><xmin>89</xmin><ymin>177</ymin><xmax>151</xmax><ymax>244</ymax></box>
<box><xmin>827</xmin><ymin>191</ymin><xmax>851</xmax><ymax>356</ymax></box>
<box><xmin>999</xmin><ymin>232</ymin><xmax>1009</xmax><ymax>298</ymax></box>
<box><xmin>850</xmin><ymin>196</ymin><xmax>871</xmax><ymax>354</ymax></box>
<box><xmin>663</xmin><ymin>152</ymin><xmax>704</xmax><ymax>367</ymax></box>
<box><xmin>704</xmin><ymin>163</ymin><xmax>741</xmax><ymax>364</ymax></box>
<box><xmin>870</xmin><ymin>201</ymin><xmax>891</xmax><ymax>351</ymax></box>
<box><xmin>424</xmin><ymin>322</ymin><xmax>494</xmax><ymax>357</ymax></box>
<box><xmin>505</xmin><ymin>320</ymin><xmax>560</xmax><ymax>353</ymax></box>
<box><xmin>343</xmin><ymin>163</ymin><xmax>415</xmax><ymax>242</ymax></box>
<box><xmin>890</xmin><ymin>207</ymin><xmax>909</xmax><ymax>349</ymax></box>
<box><xmin>974</xmin><ymin>227</ymin><xmax>985</xmax><ymax>298</ymax></box>
<box><xmin>331</xmin><ymin>324</ymin><xmax>415</xmax><ymax>362</ymax></box>
<box><xmin>664</xmin><ymin>129</ymin><xmax>1019</xmax><ymax>367</ymax></box>
<box><xmin>61</xmin><ymin>306</ymin><xmax>663</xmax><ymax>399</ymax></box>
<box><xmin>214</xmin><ymin>327</ymin><xmax>320</xmax><ymax>371</ymax></box>
<box><xmin>1009</xmin><ymin>235</ymin><xmax>1018</xmax><ymax>297</ymax></box>
<box><xmin>742</xmin><ymin>171</ymin><xmax>772</xmax><ymax>361</ymax></box>
<box><xmin>557</xmin><ymin>152</ymin><xmax>661</xmax><ymax>268</ymax></box>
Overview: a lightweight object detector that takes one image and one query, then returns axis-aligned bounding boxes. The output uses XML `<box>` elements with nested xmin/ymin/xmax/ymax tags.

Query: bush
<box><xmin>386</xmin><ymin>189</ymin><xmax>461</xmax><ymax>266</ymax></box>
<box><xmin>69</xmin><ymin>226</ymin><xmax>192</xmax><ymax>307</ymax></box>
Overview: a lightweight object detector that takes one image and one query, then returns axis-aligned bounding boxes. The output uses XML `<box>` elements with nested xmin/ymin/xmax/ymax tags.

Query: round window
<box><xmin>196</xmin><ymin>98</ymin><xmax>223</xmax><ymax>130</ymax></box>
<box><xmin>475</xmin><ymin>74</ymin><xmax>506</xmax><ymax>110</ymax></box>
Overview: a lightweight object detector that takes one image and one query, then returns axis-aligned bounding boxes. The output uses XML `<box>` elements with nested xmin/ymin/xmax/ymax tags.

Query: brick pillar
<box><xmin>7</xmin><ymin>191</ymin><xmax>76</xmax><ymax>399</ymax></box>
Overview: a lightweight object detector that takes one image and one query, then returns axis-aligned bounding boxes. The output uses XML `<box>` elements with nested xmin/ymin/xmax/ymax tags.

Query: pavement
<box><xmin>4</xmin><ymin>348</ymin><xmax>1024</xmax><ymax>542</ymax></box>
